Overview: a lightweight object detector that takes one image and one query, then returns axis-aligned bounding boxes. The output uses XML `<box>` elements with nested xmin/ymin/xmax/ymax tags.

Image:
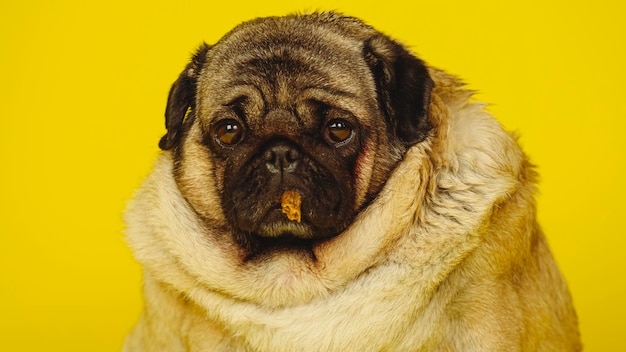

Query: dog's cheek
<box><xmin>172</xmin><ymin>135</ymin><xmax>229</xmax><ymax>227</ymax></box>
<box><xmin>353</xmin><ymin>138</ymin><xmax>377</xmax><ymax>209</ymax></box>
<box><xmin>211</xmin><ymin>159</ymin><xmax>227</xmax><ymax>196</ymax></box>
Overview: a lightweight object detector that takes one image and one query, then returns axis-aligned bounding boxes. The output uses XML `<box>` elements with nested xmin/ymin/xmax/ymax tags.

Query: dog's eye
<box><xmin>325</xmin><ymin>119</ymin><xmax>354</xmax><ymax>145</ymax></box>
<box><xmin>214</xmin><ymin>119</ymin><xmax>244</xmax><ymax>146</ymax></box>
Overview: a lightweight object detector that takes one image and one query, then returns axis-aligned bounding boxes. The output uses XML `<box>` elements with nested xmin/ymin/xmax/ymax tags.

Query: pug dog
<box><xmin>124</xmin><ymin>12</ymin><xmax>581</xmax><ymax>351</ymax></box>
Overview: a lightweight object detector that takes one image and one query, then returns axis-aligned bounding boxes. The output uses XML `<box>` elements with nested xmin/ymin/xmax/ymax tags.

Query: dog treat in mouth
<box><xmin>281</xmin><ymin>190</ymin><xmax>302</xmax><ymax>223</ymax></box>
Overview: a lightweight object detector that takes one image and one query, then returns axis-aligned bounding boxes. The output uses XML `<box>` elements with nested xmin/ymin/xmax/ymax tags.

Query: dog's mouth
<box><xmin>256</xmin><ymin>210</ymin><xmax>311</xmax><ymax>237</ymax></box>
<box><xmin>235</xmin><ymin>203</ymin><xmax>340</xmax><ymax>261</ymax></box>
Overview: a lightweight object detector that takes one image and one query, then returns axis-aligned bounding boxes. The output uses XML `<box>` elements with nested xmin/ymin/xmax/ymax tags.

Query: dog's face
<box><xmin>158</xmin><ymin>14</ymin><xmax>433</xmax><ymax>259</ymax></box>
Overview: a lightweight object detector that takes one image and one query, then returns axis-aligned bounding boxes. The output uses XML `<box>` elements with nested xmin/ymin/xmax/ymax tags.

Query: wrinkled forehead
<box><xmin>198</xmin><ymin>18</ymin><xmax>376</xmax><ymax>101</ymax></box>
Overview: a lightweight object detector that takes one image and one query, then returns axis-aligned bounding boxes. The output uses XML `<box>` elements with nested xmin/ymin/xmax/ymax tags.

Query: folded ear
<box><xmin>363</xmin><ymin>35</ymin><xmax>434</xmax><ymax>146</ymax></box>
<box><xmin>159</xmin><ymin>43</ymin><xmax>211</xmax><ymax>150</ymax></box>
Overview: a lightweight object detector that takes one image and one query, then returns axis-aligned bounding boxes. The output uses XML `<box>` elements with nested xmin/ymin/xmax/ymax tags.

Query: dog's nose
<box><xmin>263</xmin><ymin>142</ymin><xmax>302</xmax><ymax>173</ymax></box>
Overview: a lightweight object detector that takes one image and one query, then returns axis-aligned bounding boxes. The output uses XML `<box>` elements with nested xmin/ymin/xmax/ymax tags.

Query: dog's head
<box><xmin>158</xmin><ymin>13</ymin><xmax>433</xmax><ymax>258</ymax></box>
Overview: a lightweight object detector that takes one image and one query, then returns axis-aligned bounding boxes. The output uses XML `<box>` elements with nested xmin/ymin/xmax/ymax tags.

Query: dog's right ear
<box><xmin>159</xmin><ymin>43</ymin><xmax>211</xmax><ymax>150</ymax></box>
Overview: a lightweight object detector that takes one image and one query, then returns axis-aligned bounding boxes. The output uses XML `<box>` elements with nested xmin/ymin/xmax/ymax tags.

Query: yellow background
<box><xmin>1</xmin><ymin>0</ymin><xmax>624</xmax><ymax>350</ymax></box>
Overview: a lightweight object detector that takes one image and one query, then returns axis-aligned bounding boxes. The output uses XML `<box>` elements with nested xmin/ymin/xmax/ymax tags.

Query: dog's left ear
<box><xmin>159</xmin><ymin>43</ymin><xmax>211</xmax><ymax>150</ymax></box>
<box><xmin>363</xmin><ymin>35</ymin><xmax>434</xmax><ymax>146</ymax></box>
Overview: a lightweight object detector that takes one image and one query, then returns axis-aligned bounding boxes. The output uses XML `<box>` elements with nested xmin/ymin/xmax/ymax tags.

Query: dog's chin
<box><xmin>234</xmin><ymin>210</ymin><xmax>340</xmax><ymax>262</ymax></box>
